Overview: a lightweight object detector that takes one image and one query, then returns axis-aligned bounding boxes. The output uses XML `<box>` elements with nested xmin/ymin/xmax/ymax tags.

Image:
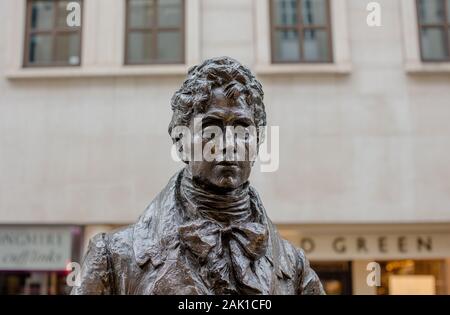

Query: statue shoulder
<box><xmin>70</xmin><ymin>225</ymin><xmax>134</xmax><ymax>295</ymax></box>
<box><xmin>270</xmin><ymin>230</ymin><xmax>325</xmax><ymax>295</ymax></box>
<box><xmin>294</xmin><ymin>246</ymin><xmax>326</xmax><ymax>295</ymax></box>
<box><xmin>70</xmin><ymin>232</ymin><xmax>113</xmax><ymax>295</ymax></box>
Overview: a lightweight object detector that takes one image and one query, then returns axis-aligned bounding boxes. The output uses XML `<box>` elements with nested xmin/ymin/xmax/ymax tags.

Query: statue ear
<box><xmin>175</xmin><ymin>139</ymin><xmax>185</xmax><ymax>163</ymax></box>
<box><xmin>174</xmin><ymin>137</ymin><xmax>192</xmax><ymax>165</ymax></box>
<box><xmin>171</xmin><ymin>125</ymin><xmax>193</xmax><ymax>164</ymax></box>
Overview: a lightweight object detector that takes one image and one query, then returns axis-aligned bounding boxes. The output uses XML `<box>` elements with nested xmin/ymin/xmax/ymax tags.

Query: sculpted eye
<box><xmin>235</xmin><ymin>123</ymin><xmax>250</xmax><ymax>129</ymax></box>
<box><xmin>202</xmin><ymin>117</ymin><xmax>223</xmax><ymax>129</ymax></box>
<box><xmin>233</xmin><ymin>118</ymin><xmax>253</xmax><ymax>129</ymax></box>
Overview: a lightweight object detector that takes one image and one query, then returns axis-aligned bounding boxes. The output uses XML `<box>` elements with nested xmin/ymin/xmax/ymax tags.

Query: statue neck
<box><xmin>179</xmin><ymin>167</ymin><xmax>251</xmax><ymax>223</ymax></box>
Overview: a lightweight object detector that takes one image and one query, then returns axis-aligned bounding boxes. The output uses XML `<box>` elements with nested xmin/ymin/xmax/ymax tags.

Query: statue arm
<box><xmin>70</xmin><ymin>233</ymin><xmax>115</xmax><ymax>295</ymax></box>
<box><xmin>296</xmin><ymin>248</ymin><xmax>326</xmax><ymax>295</ymax></box>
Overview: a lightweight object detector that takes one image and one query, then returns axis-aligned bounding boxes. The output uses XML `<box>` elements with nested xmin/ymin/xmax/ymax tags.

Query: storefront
<box><xmin>48</xmin><ymin>223</ymin><xmax>450</xmax><ymax>295</ymax></box>
<box><xmin>0</xmin><ymin>225</ymin><xmax>83</xmax><ymax>295</ymax></box>
<box><xmin>277</xmin><ymin>223</ymin><xmax>450</xmax><ymax>295</ymax></box>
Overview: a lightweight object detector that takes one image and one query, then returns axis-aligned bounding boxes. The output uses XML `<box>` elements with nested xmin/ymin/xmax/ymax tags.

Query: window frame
<box><xmin>23</xmin><ymin>0</ymin><xmax>83</xmax><ymax>68</ymax></box>
<box><xmin>269</xmin><ymin>0</ymin><xmax>334</xmax><ymax>64</ymax></box>
<box><xmin>416</xmin><ymin>0</ymin><xmax>450</xmax><ymax>62</ymax></box>
<box><xmin>124</xmin><ymin>0</ymin><xmax>186</xmax><ymax>65</ymax></box>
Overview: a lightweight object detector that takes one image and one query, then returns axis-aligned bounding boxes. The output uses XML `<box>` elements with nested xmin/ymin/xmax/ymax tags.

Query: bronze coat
<box><xmin>71</xmin><ymin>170</ymin><xmax>325</xmax><ymax>295</ymax></box>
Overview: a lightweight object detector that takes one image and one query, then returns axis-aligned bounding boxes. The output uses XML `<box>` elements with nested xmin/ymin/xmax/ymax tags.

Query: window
<box><xmin>417</xmin><ymin>0</ymin><xmax>450</xmax><ymax>61</ymax></box>
<box><xmin>24</xmin><ymin>0</ymin><xmax>82</xmax><ymax>67</ymax></box>
<box><xmin>270</xmin><ymin>0</ymin><xmax>333</xmax><ymax>63</ymax></box>
<box><xmin>125</xmin><ymin>0</ymin><xmax>185</xmax><ymax>65</ymax></box>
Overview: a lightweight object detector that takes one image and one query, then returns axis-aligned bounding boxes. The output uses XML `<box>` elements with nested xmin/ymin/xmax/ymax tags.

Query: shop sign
<box><xmin>0</xmin><ymin>226</ymin><xmax>73</xmax><ymax>271</ymax></box>
<box><xmin>298</xmin><ymin>234</ymin><xmax>450</xmax><ymax>260</ymax></box>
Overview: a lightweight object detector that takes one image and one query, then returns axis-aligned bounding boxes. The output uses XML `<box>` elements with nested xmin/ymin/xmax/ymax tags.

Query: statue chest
<box><xmin>127</xmin><ymin>248</ymin><xmax>297</xmax><ymax>295</ymax></box>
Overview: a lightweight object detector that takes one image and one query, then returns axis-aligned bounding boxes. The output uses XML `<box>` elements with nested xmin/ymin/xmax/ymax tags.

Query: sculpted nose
<box><xmin>223</xmin><ymin>127</ymin><xmax>237</xmax><ymax>160</ymax></box>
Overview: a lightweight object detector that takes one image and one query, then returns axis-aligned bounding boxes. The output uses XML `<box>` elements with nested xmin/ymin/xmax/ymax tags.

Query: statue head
<box><xmin>168</xmin><ymin>57</ymin><xmax>267</xmax><ymax>192</ymax></box>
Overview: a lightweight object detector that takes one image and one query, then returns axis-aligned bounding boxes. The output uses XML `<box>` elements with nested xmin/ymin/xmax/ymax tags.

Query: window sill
<box><xmin>5</xmin><ymin>65</ymin><xmax>190</xmax><ymax>79</ymax></box>
<box><xmin>405</xmin><ymin>62</ymin><xmax>450</xmax><ymax>74</ymax></box>
<box><xmin>254</xmin><ymin>63</ymin><xmax>352</xmax><ymax>75</ymax></box>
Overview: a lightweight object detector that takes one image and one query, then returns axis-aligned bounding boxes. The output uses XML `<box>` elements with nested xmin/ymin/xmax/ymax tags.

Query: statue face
<box><xmin>188</xmin><ymin>86</ymin><xmax>255</xmax><ymax>192</ymax></box>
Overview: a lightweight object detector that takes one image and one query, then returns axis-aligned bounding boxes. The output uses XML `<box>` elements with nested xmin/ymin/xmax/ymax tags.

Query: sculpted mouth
<box><xmin>217</xmin><ymin>161</ymin><xmax>239</xmax><ymax>166</ymax></box>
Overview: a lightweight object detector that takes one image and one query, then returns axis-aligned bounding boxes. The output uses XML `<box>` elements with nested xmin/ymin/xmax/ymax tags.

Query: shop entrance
<box><xmin>0</xmin><ymin>271</ymin><xmax>70</xmax><ymax>295</ymax></box>
<box><xmin>310</xmin><ymin>261</ymin><xmax>353</xmax><ymax>295</ymax></box>
<box><xmin>376</xmin><ymin>259</ymin><xmax>447</xmax><ymax>295</ymax></box>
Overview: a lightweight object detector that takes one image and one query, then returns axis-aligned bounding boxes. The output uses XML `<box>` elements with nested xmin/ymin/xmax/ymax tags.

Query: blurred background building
<box><xmin>1</xmin><ymin>0</ymin><xmax>450</xmax><ymax>295</ymax></box>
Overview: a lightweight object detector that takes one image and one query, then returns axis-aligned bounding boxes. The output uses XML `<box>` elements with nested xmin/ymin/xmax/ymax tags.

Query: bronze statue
<box><xmin>71</xmin><ymin>57</ymin><xmax>325</xmax><ymax>295</ymax></box>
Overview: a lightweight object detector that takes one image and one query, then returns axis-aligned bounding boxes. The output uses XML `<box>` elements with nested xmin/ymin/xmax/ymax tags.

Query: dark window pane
<box><xmin>273</xmin><ymin>0</ymin><xmax>298</xmax><ymax>26</ymax></box>
<box><xmin>125</xmin><ymin>0</ymin><xmax>184</xmax><ymax>64</ymax></box>
<box><xmin>54</xmin><ymin>33</ymin><xmax>81</xmax><ymax>64</ymax></box>
<box><xmin>157</xmin><ymin>31</ymin><xmax>182</xmax><ymax>62</ymax></box>
<box><xmin>31</xmin><ymin>0</ymin><xmax>54</xmax><ymax>30</ymax></box>
<box><xmin>29</xmin><ymin>34</ymin><xmax>53</xmax><ymax>64</ymax></box>
<box><xmin>128</xmin><ymin>0</ymin><xmax>155</xmax><ymax>28</ymax></box>
<box><xmin>26</xmin><ymin>0</ymin><xmax>83</xmax><ymax>66</ymax></box>
<box><xmin>274</xmin><ymin>30</ymin><xmax>300</xmax><ymax>61</ymax></box>
<box><xmin>56</xmin><ymin>0</ymin><xmax>81</xmax><ymax>28</ymax></box>
<box><xmin>158</xmin><ymin>0</ymin><xmax>182</xmax><ymax>28</ymax></box>
<box><xmin>302</xmin><ymin>0</ymin><xmax>327</xmax><ymax>26</ymax></box>
<box><xmin>127</xmin><ymin>31</ymin><xmax>153</xmax><ymax>63</ymax></box>
<box><xmin>303</xmin><ymin>29</ymin><xmax>330</xmax><ymax>61</ymax></box>
<box><xmin>420</xmin><ymin>27</ymin><xmax>448</xmax><ymax>60</ymax></box>
<box><xmin>418</xmin><ymin>0</ymin><xmax>445</xmax><ymax>24</ymax></box>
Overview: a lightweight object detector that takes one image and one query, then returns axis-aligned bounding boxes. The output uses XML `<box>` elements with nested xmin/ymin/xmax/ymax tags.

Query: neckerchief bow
<box><xmin>178</xmin><ymin>219</ymin><xmax>269</xmax><ymax>294</ymax></box>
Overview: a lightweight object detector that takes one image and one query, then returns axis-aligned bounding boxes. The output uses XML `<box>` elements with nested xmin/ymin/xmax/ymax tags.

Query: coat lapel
<box><xmin>132</xmin><ymin>170</ymin><xmax>183</xmax><ymax>268</ymax></box>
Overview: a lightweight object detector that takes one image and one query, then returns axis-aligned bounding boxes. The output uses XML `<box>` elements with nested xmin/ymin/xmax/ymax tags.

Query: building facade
<box><xmin>0</xmin><ymin>0</ymin><xmax>450</xmax><ymax>294</ymax></box>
